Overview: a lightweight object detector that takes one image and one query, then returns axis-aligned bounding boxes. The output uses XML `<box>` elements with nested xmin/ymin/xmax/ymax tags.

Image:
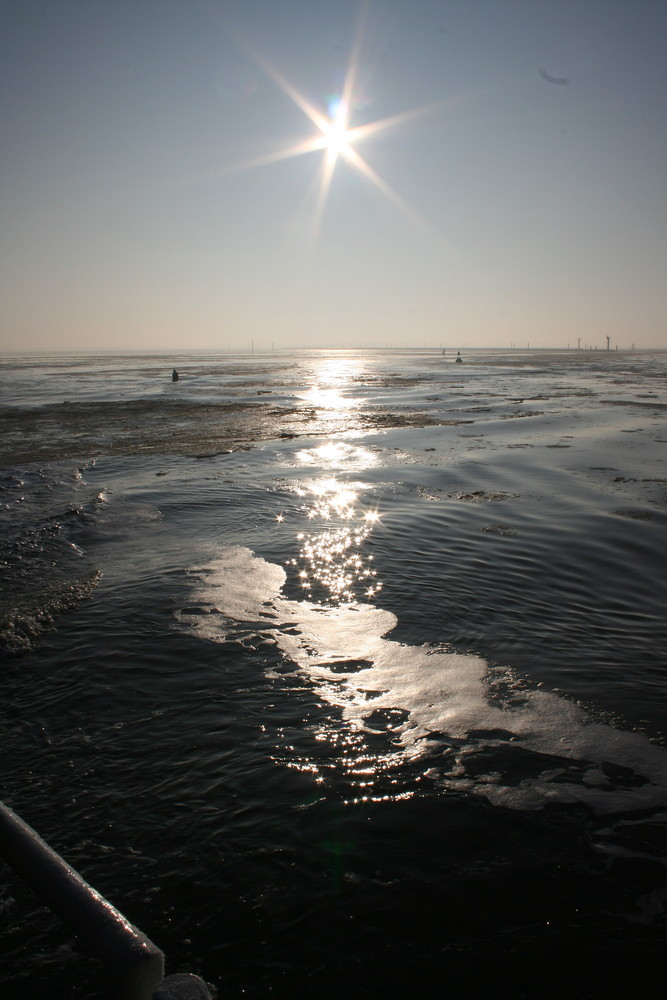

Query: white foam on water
<box><xmin>178</xmin><ymin>546</ymin><xmax>667</xmax><ymax>815</ymax></box>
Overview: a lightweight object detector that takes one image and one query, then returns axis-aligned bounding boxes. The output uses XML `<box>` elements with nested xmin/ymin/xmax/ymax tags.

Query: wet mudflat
<box><xmin>1</xmin><ymin>348</ymin><xmax>666</xmax><ymax>999</ymax></box>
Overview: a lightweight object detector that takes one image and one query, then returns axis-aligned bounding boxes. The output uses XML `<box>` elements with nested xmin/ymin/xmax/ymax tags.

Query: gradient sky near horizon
<box><xmin>1</xmin><ymin>0</ymin><xmax>666</xmax><ymax>353</ymax></box>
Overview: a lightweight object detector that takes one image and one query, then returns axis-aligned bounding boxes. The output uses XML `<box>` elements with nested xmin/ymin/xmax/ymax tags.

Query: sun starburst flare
<box><xmin>225</xmin><ymin>9</ymin><xmax>448</xmax><ymax>238</ymax></box>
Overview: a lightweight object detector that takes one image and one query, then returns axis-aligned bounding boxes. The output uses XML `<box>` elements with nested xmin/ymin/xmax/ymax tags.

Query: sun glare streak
<box><xmin>220</xmin><ymin>133</ymin><xmax>330</xmax><ymax>176</ymax></box>
<box><xmin>248</xmin><ymin>44</ymin><xmax>332</xmax><ymax>135</ymax></box>
<box><xmin>344</xmin><ymin>98</ymin><xmax>452</xmax><ymax>146</ymax></box>
<box><xmin>344</xmin><ymin>146</ymin><xmax>433</xmax><ymax>234</ymax></box>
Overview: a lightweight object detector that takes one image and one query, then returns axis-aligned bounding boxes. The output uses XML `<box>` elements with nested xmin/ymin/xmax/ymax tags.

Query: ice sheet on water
<box><xmin>177</xmin><ymin>545</ymin><xmax>667</xmax><ymax>815</ymax></box>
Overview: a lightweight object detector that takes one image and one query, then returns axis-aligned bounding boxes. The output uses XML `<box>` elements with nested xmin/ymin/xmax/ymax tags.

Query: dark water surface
<box><xmin>1</xmin><ymin>349</ymin><xmax>666</xmax><ymax>998</ymax></box>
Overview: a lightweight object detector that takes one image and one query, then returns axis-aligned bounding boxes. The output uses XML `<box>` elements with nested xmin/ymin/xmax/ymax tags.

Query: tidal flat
<box><xmin>1</xmin><ymin>348</ymin><xmax>666</xmax><ymax>999</ymax></box>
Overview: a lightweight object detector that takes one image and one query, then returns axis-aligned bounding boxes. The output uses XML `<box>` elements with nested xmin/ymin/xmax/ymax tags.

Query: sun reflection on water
<box><xmin>296</xmin><ymin>440</ymin><xmax>379</xmax><ymax>470</ymax></box>
<box><xmin>302</xmin><ymin>385</ymin><xmax>351</xmax><ymax>410</ymax></box>
<box><xmin>279</xmin><ymin>476</ymin><xmax>382</xmax><ymax>604</ymax></box>
<box><xmin>280</xmin><ymin>723</ymin><xmax>422</xmax><ymax>806</ymax></box>
<box><xmin>300</xmin><ymin>355</ymin><xmax>367</xmax><ymax>414</ymax></box>
<box><xmin>267</xmin><ymin>448</ymin><xmax>414</xmax><ymax>798</ymax></box>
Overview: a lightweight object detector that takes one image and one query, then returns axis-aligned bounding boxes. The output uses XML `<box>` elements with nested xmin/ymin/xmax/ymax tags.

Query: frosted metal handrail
<box><xmin>0</xmin><ymin>800</ymin><xmax>208</xmax><ymax>999</ymax></box>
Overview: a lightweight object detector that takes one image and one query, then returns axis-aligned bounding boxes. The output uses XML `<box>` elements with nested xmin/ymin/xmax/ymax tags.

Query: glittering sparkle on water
<box><xmin>281</xmin><ymin>477</ymin><xmax>382</xmax><ymax>604</ymax></box>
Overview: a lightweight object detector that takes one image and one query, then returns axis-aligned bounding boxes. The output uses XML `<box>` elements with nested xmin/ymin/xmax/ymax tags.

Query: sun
<box><xmin>322</xmin><ymin>98</ymin><xmax>354</xmax><ymax>163</ymax></box>
<box><xmin>225</xmin><ymin>7</ymin><xmax>446</xmax><ymax>237</ymax></box>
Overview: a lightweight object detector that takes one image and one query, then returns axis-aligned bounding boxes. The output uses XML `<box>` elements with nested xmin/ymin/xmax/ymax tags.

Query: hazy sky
<box><xmin>1</xmin><ymin>0</ymin><xmax>666</xmax><ymax>352</ymax></box>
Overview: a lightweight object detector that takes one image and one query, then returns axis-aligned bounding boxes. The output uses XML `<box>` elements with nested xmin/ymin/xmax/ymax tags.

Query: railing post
<box><xmin>154</xmin><ymin>974</ymin><xmax>214</xmax><ymax>998</ymax></box>
<box><xmin>0</xmin><ymin>800</ymin><xmax>165</xmax><ymax>999</ymax></box>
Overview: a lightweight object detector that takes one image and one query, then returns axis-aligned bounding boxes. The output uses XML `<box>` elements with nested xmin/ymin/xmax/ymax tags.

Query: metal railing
<box><xmin>0</xmin><ymin>800</ymin><xmax>212</xmax><ymax>999</ymax></box>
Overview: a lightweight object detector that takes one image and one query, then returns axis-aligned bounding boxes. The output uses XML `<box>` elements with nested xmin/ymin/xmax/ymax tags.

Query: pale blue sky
<box><xmin>1</xmin><ymin>0</ymin><xmax>665</xmax><ymax>352</ymax></box>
